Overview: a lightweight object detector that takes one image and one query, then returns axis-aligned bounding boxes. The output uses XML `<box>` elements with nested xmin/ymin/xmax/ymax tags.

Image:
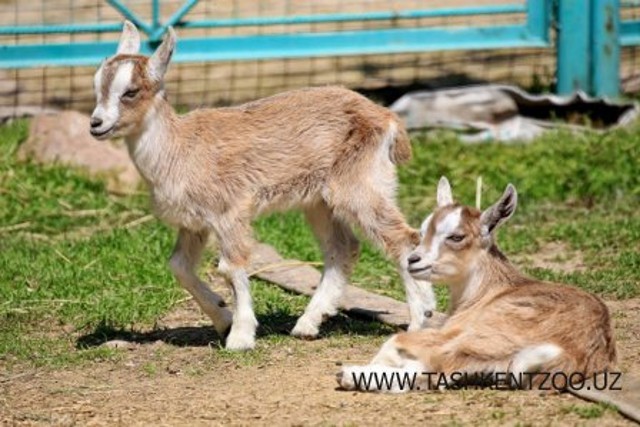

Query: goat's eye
<box><xmin>447</xmin><ymin>234</ymin><xmax>465</xmax><ymax>243</ymax></box>
<box><xmin>122</xmin><ymin>88</ymin><xmax>139</xmax><ymax>100</ymax></box>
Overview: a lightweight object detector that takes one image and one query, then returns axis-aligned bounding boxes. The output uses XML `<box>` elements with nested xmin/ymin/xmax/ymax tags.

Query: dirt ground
<box><xmin>1</xmin><ymin>295</ymin><xmax>639</xmax><ymax>426</ymax></box>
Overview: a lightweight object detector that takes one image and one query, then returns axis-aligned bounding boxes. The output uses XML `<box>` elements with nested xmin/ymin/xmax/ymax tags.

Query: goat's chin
<box><xmin>410</xmin><ymin>268</ymin><xmax>454</xmax><ymax>284</ymax></box>
<box><xmin>409</xmin><ymin>270</ymin><xmax>432</xmax><ymax>281</ymax></box>
<box><xmin>89</xmin><ymin>126</ymin><xmax>116</xmax><ymax>140</ymax></box>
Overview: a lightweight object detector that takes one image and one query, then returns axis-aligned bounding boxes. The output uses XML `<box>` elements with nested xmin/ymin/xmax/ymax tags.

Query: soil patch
<box><xmin>1</xmin><ymin>298</ymin><xmax>638</xmax><ymax>426</ymax></box>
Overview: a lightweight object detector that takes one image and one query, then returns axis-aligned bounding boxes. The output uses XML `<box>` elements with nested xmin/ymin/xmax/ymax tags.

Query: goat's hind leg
<box><xmin>214</xmin><ymin>218</ymin><xmax>259</xmax><ymax>351</ymax></box>
<box><xmin>169</xmin><ymin>228</ymin><xmax>233</xmax><ymax>336</ymax></box>
<box><xmin>292</xmin><ymin>202</ymin><xmax>360</xmax><ymax>338</ymax></box>
<box><xmin>335</xmin><ymin>189</ymin><xmax>436</xmax><ymax>331</ymax></box>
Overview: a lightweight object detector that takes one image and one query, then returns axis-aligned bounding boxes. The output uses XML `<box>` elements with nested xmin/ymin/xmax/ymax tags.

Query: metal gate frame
<box><xmin>0</xmin><ymin>2</ymin><xmax>551</xmax><ymax>67</ymax></box>
<box><xmin>0</xmin><ymin>0</ymin><xmax>634</xmax><ymax>97</ymax></box>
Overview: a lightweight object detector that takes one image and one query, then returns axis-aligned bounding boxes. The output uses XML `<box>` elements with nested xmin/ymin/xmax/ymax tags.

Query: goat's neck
<box><xmin>125</xmin><ymin>95</ymin><xmax>179</xmax><ymax>186</ymax></box>
<box><xmin>448</xmin><ymin>245</ymin><xmax>529</xmax><ymax>314</ymax></box>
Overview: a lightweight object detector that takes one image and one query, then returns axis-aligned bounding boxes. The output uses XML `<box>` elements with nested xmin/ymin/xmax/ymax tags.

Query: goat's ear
<box><xmin>148</xmin><ymin>27</ymin><xmax>176</xmax><ymax>82</ymax></box>
<box><xmin>437</xmin><ymin>176</ymin><xmax>453</xmax><ymax>207</ymax></box>
<box><xmin>117</xmin><ymin>20</ymin><xmax>140</xmax><ymax>55</ymax></box>
<box><xmin>480</xmin><ymin>184</ymin><xmax>517</xmax><ymax>237</ymax></box>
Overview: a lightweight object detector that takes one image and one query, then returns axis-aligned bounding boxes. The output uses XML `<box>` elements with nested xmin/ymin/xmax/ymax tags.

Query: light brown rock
<box><xmin>17</xmin><ymin>110</ymin><xmax>140</xmax><ymax>192</ymax></box>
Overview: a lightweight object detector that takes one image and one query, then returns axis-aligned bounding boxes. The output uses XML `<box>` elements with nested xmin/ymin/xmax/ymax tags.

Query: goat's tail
<box><xmin>386</xmin><ymin>119</ymin><xmax>412</xmax><ymax>165</ymax></box>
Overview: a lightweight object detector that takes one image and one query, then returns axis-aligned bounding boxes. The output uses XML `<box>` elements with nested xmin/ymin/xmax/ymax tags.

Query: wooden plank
<box><xmin>249</xmin><ymin>243</ymin><xmax>447</xmax><ymax>328</ymax></box>
<box><xmin>569</xmin><ymin>374</ymin><xmax>640</xmax><ymax>424</ymax></box>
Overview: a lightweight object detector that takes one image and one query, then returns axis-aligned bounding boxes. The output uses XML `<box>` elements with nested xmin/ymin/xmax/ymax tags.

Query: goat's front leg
<box><xmin>396</xmin><ymin>230</ymin><xmax>437</xmax><ymax>332</ymax></box>
<box><xmin>338</xmin><ymin>335</ymin><xmax>429</xmax><ymax>393</ymax></box>
<box><xmin>399</xmin><ymin>265</ymin><xmax>437</xmax><ymax>332</ymax></box>
<box><xmin>215</xmin><ymin>219</ymin><xmax>258</xmax><ymax>351</ymax></box>
<box><xmin>332</xmin><ymin>186</ymin><xmax>436</xmax><ymax>331</ymax></box>
<box><xmin>169</xmin><ymin>229</ymin><xmax>233</xmax><ymax>336</ymax></box>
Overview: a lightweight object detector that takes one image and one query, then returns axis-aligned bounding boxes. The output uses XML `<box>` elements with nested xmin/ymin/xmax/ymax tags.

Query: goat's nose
<box><xmin>90</xmin><ymin>117</ymin><xmax>103</xmax><ymax>128</ymax></box>
<box><xmin>407</xmin><ymin>253</ymin><xmax>422</xmax><ymax>265</ymax></box>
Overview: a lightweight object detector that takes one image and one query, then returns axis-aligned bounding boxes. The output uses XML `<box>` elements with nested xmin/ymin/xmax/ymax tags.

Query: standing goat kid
<box><xmin>338</xmin><ymin>177</ymin><xmax>616</xmax><ymax>392</ymax></box>
<box><xmin>89</xmin><ymin>22</ymin><xmax>435</xmax><ymax>350</ymax></box>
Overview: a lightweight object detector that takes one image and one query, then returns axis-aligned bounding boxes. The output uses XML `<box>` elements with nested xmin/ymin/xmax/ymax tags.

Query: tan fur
<box><xmin>394</xmin><ymin>267</ymin><xmax>616</xmax><ymax>389</ymax></box>
<box><xmin>90</xmin><ymin>23</ymin><xmax>435</xmax><ymax>350</ymax></box>
<box><xmin>124</xmin><ymin>84</ymin><xmax>416</xmax><ymax>262</ymax></box>
<box><xmin>339</xmin><ymin>180</ymin><xmax>616</xmax><ymax>391</ymax></box>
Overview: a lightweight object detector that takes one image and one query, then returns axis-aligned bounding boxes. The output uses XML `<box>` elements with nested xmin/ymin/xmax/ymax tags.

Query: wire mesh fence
<box><xmin>0</xmin><ymin>0</ymin><xmax>613</xmax><ymax>118</ymax></box>
<box><xmin>622</xmin><ymin>3</ymin><xmax>640</xmax><ymax>93</ymax></box>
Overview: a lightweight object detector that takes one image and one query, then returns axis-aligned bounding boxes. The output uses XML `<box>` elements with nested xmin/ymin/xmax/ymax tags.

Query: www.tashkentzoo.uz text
<box><xmin>350</xmin><ymin>371</ymin><xmax>623</xmax><ymax>392</ymax></box>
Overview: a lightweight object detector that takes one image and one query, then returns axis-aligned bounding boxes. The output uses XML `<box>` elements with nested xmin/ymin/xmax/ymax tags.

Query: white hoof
<box><xmin>225</xmin><ymin>329</ymin><xmax>256</xmax><ymax>351</ymax></box>
<box><xmin>225</xmin><ymin>315</ymin><xmax>257</xmax><ymax>351</ymax></box>
<box><xmin>291</xmin><ymin>315</ymin><xmax>320</xmax><ymax>339</ymax></box>
<box><xmin>337</xmin><ymin>366</ymin><xmax>358</xmax><ymax>390</ymax></box>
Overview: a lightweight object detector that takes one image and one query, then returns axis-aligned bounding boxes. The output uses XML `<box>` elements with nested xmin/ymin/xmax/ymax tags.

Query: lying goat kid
<box><xmin>338</xmin><ymin>177</ymin><xmax>616</xmax><ymax>392</ymax></box>
<box><xmin>89</xmin><ymin>22</ymin><xmax>435</xmax><ymax>350</ymax></box>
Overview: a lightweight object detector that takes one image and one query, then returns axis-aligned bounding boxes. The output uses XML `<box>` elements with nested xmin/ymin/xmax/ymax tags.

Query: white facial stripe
<box><xmin>108</xmin><ymin>62</ymin><xmax>134</xmax><ymax>107</ymax></box>
<box><xmin>91</xmin><ymin>62</ymin><xmax>134</xmax><ymax>133</ymax></box>
<box><xmin>419</xmin><ymin>213</ymin><xmax>433</xmax><ymax>238</ymax></box>
<box><xmin>426</xmin><ymin>208</ymin><xmax>462</xmax><ymax>261</ymax></box>
<box><xmin>436</xmin><ymin>208</ymin><xmax>463</xmax><ymax>237</ymax></box>
<box><xmin>93</xmin><ymin>65</ymin><xmax>104</xmax><ymax>102</ymax></box>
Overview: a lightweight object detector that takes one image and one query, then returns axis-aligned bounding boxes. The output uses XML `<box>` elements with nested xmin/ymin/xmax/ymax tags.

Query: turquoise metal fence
<box><xmin>0</xmin><ymin>0</ymin><xmax>634</xmax><ymax>97</ymax></box>
<box><xmin>0</xmin><ymin>1</ymin><xmax>550</xmax><ymax>68</ymax></box>
<box><xmin>556</xmin><ymin>0</ymin><xmax>621</xmax><ymax>96</ymax></box>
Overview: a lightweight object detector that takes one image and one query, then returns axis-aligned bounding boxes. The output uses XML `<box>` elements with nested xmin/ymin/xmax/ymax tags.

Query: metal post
<box><xmin>592</xmin><ymin>0</ymin><xmax>621</xmax><ymax>97</ymax></box>
<box><xmin>556</xmin><ymin>0</ymin><xmax>592</xmax><ymax>94</ymax></box>
<box><xmin>556</xmin><ymin>0</ymin><xmax>621</xmax><ymax>96</ymax></box>
<box><xmin>527</xmin><ymin>0</ymin><xmax>551</xmax><ymax>42</ymax></box>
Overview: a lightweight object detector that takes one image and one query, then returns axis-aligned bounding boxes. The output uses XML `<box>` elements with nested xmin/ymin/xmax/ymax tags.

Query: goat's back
<box><xmin>156</xmin><ymin>86</ymin><xmax>410</xmax><ymax>215</ymax></box>
<box><xmin>177</xmin><ymin>86</ymin><xmax>408</xmax><ymax>170</ymax></box>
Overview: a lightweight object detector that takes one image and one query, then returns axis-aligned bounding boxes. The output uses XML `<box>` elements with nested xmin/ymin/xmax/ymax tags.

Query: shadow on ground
<box><xmin>76</xmin><ymin>310</ymin><xmax>398</xmax><ymax>349</ymax></box>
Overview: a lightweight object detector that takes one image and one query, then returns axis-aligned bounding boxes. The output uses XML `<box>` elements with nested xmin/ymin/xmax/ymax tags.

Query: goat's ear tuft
<box><xmin>480</xmin><ymin>184</ymin><xmax>518</xmax><ymax>239</ymax></box>
<box><xmin>437</xmin><ymin>176</ymin><xmax>454</xmax><ymax>207</ymax></box>
<box><xmin>117</xmin><ymin>20</ymin><xmax>140</xmax><ymax>55</ymax></box>
<box><xmin>148</xmin><ymin>27</ymin><xmax>176</xmax><ymax>82</ymax></box>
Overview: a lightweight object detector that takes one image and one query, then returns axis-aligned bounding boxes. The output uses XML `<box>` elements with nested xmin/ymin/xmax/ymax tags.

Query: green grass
<box><xmin>0</xmin><ymin>119</ymin><xmax>639</xmax><ymax>367</ymax></box>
